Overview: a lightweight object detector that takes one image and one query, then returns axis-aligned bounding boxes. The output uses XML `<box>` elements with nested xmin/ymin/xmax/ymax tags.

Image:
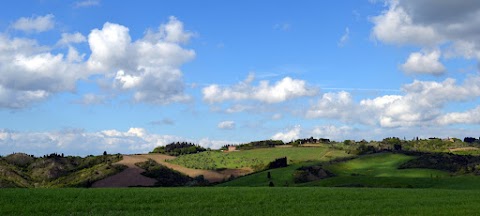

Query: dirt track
<box><xmin>92</xmin><ymin>154</ymin><xmax>253</xmax><ymax>187</ymax></box>
<box><xmin>449</xmin><ymin>147</ymin><xmax>479</xmax><ymax>152</ymax></box>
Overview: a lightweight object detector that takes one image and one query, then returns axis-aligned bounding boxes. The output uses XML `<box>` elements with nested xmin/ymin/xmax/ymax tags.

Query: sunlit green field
<box><xmin>2</xmin><ymin>187</ymin><xmax>480</xmax><ymax>215</ymax></box>
<box><xmin>169</xmin><ymin>146</ymin><xmax>348</xmax><ymax>170</ymax></box>
<box><xmin>219</xmin><ymin>153</ymin><xmax>480</xmax><ymax>189</ymax></box>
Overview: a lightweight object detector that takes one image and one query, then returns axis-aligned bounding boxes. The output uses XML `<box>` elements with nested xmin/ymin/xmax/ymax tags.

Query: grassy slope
<box><xmin>0</xmin><ymin>155</ymin><xmax>124</xmax><ymax>188</ymax></box>
<box><xmin>302</xmin><ymin>153</ymin><xmax>480</xmax><ymax>189</ymax></box>
<box><xmin>218</xmin><ymin>148</ymin><xmax>349</xmax><ymax>187</ymax></box>
<box><xmin>0</xmin><ymin>161</ymin><xmax>31</xmax><ymax>188</ymax></box>
<box><xmin>324</xmin><ymin>153</ymin><xmax>447</xmax><ymax>178</ymax></box>
<box><xmin>48</xmin><ymin>163</ymin><xmax>126</xmax><ymax>188</ymax></box>
<box><xmin>170</xmin><ymin>146</ymin><xmax>347</xmax><ymax>170</ymax></box>
<box><xmin>220</xmin><ymin>152</ymin><xmax>480</xmax><ymax>189</ymax></box>
<box><xmin>2</xmin><ymin>188</ymin><xmax>480</xmax><ymax>215</ymax></box>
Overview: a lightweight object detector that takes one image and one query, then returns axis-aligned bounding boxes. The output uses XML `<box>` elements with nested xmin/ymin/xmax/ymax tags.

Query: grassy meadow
<box><xmin>169</xmin><ymin>145</ymin><xmax>348</xmax><ymax>170</ymax></box>
<box><xmin>219</xmin><ymin>153</ymin><xmax>480</xmax><ymax>189</ymax></box>
<box><xmin>2</xmin><ymin>187</ymin><xmax>480</xmax><ymax>215</ymax></box>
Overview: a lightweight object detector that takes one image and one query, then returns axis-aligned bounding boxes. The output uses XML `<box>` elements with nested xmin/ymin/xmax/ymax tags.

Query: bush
<box><xmin>151</xmin><ymin>142</ymin><xmax>206</xmax><ymax>156</ymax></box>
<box><xmin>293</xmin><ymin>165</ymin><xmax>335</xmax><ymax>183</ymax></box>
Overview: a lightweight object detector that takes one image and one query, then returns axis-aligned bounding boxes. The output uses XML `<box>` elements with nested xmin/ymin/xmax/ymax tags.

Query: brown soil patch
<box><xmin>218</xmin><ymin>168</ymin><xmax>253</xmax><ymax>177</ymax></box>
<box><xmin>449</xmin><ymin>147</ymin><xmax>479</xmax><ymax>152</ymax></box>
<box><xmin>92</xmin><ymin>153</ymin><xmax>255</xmax><ymax>187</ymax></box>
<box><xmin>275</xmin><ymin>145</ymin><xmax>293</xmax><ymax>148</ymax></box>
<box><xmin>91</xmin><ymin>155</ymin><xmax>156</xmax><ymax>188</ymax></box>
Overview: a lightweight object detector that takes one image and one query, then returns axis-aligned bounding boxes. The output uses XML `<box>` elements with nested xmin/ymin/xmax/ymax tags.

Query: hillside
<box><xmin>0</xmin><ymin>153</ymin><xmax>125</xmax><ymax>188</ymax></box>
<box><xmin>169</xmin><ymin>145</ymin><xmax>348</xmax><ymax>171</ymax></box>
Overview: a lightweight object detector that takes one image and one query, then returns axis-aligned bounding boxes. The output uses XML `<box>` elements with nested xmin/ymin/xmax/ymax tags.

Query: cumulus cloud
<box><xmin>0</xmin><ymin>127</ymin><xmax>236</xmax><ymax>156</ymax></box>
<box><xmin>0</xmin><ymin>16</ymin><xmax>196</xmax><ymax>108</ymax></box>
<box><xmin>307</xmin><ymin>76</ymin><xmax>480</xmax><ymax>127</ymax></box>
<box><xmin>306</xmin><ymin>91</ymin><xmax>364</xmax><ymax>123</ymax></box>
<box><xmin>0</xmin><ymin>35</ymin><xmax>88</xmax><ymax>108</ymax></box>
<box><xmin>12</xmin><ymin>14</ymin><xmax>55</xmax><ymax>33</ymax></box>
<box><xmin>401</xmin><ymin>50</ymin><xmax>446</xmax><ymax>75</ymax></box>
<box><xmin>87</xmin><ymin>17</ymin><xmax>195</xmax><ymax>104</ymax></box>
<box><xmin>217</xmin><ymin>121</ymin><xmax>235</xmax><ymax>130</ymax></box>
<box><xmin>437</xmin><ymin>106</ymin><xmax>480</xmax><ymax>125</ymax></box>
<box><xmin>311</xmin><ymin>125</ymin><xmax>352</xmax><ymax>140</ymax></box>
<box><xmin>203</xmin><ymin>74</ymin><xmax>317</xmax><ymax>104</ymax></box>
<box><xmin>371</xmin><ymin>0</ymin><xmax>480</xmax><ymax>73</ymax></box>
<box><xmin>75</xmin><ymin>93</ymin><xmax>107</xmax><ymax>105</ymax></box>
<box><xmin>271</xmin><ymin>125</ymin><xmax>301</xmax><ymax>142</ymax></box>
<box><xmin>57</xmin><ymin>32</ymin><xmax>87</xmax><ymax>46</ymax></box>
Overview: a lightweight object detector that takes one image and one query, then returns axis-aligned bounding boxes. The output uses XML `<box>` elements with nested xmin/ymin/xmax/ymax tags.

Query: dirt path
<box><xmin>449</xmin><ymin>147</ymin><xmax>479</xmax><ymax>152</ymax></box>
<box><xmin>91</xmin><ymin>155</ymin><xmax>157</xmax><ymax>188</ymax></box>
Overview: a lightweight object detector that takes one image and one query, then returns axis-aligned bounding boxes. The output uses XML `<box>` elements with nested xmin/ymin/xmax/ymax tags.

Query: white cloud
<box><xmin>401</xmin><ymin>50</ymin><xmax>446</xmax><ymax>75</ymax></box>
<box><xmin>0</xmin><ymin>35</ymin><xmax>88</xmax><ymax>108</ymax></box>
<box><xmin>338</xmin><ymin>27</ymin><xmax>350</xmax><ymax>47</ymax></box>
<box><xmin>271</xmin><ymin>125</ymin><xmax>301</xmax><ymax>142</ymax></box>
<box><xmin>12</xmin><ymin>14</ymin><xmax>55</xmax><ymax>33</ymax></box>
<box><xmin>371</xmin><ymin>0</ymin><xmax>480</xmax><ymax>73</ymax></box>
<box><xmin>74</xmin><ymin>0</ymin><xmax>100</xmax><ymax>8</ymax></box>
<box><xmin>218</xmin><ymin>121</ymin><xmax>235</xmax><ymax>130</ymax></box>
<box><xmin>203</xmin><ymin>74</ymin><xmax>317</xmax><ymax>103</ymax></box>
<box><xmin>87</xmin><ymin>17</ymin><xmax>195</xmax><ymax>104</ymax></box>
<box><xmin>0</xmin><ymin>127</ymin><xmax>237</xmax><ymax>156</ymax></box>
<box><xmin>157</xmin><ymin>16</ymin><xmax>194</xmax><ymax>44</ymax></box>
<box><xmin>307</xmin><ymin>76</ymin><xmax>480</xmax><ymax>128</ymax></box>
<box><xmin>371</xmin><ymin>1</ymin><xmax>441</xmax><ymax>46</ymax></box>
<box><xmin>306</xmin><ymin>91</ymin><xmax>373</xmax><ymax>124</ymax></box>
<box><xmin>437</xmin><ymin>106</ymin><xmax>480</xmax><ymax>125</ymax></box>
<box><xmin>311</xmin><ymin>125</ymin><xmax>353</xmax><ymax>140</ymax></box>
<box><xmin>57</xmin><ymin>32</ymin><xmax>87</xmax><ymax>46</ymax></box>
<box><xmin>0</xmin><ymin>16</ymin><xmax>196</xmax><ymax>108</ymax></box>
<box><xmin>75</xmin><ymin>93</ymin><xmax>107</xmax><ymax>105</ymax></box>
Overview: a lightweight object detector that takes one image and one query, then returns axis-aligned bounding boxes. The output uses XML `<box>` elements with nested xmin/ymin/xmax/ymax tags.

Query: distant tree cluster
<box><xmin>287</xmin><ymin>137</ymin><xmax>330</xmax><ymax>146</ymax></box>
<box><xmin>151</xmin><ymin>142</ymin><xmax>207</xmax><ymax>156</ymax></box>
<box><xmin>464</xmin><ymin>137</ymin><xmax>480</xmax><ymax>144</ymax></box>
<box><xmin>228</xmin><ymin>140</ymin><xmax>284</xmax><ymax>150</ymax></box>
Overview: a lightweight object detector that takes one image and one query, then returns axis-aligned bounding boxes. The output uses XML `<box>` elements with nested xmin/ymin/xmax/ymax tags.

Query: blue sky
<box><xmin>1</xmin><ymin>0</ymin><xmax>480</xmax><ymax>156</ymax></box>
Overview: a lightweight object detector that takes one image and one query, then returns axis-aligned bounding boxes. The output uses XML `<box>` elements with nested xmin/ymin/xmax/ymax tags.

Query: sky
<box><xmin>1</xmin><ymin>0</ymin><xmax>480</xmax><ymax>156</ymax></box>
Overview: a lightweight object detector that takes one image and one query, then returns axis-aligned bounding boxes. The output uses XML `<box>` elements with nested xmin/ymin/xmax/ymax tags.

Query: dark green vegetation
<box><xmin>2</xmin><ymin>187</ymin><xmax>480</xmax><ymax>215</ymax></box>
<box><xmin>0</xmin><ymin>153</ymin><xmax>125</xmax><ymax>188</ymax></box>
<box><xmin>150</xmin><ymin>142</ymin><xmax>206</xmax><ymax>156</ymax></box>
<box><xmin>135</xmin><ymin>159</ymin><xmax>208</xmax><ymax>186</ymax></box>
<box><xmin>223</xmin><ymin>139</ymin><xmax>284</xmax><ymax>150</ymax></box>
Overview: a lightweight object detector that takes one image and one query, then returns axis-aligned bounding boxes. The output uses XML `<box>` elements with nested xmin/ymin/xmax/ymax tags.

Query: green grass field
<box><xmin>219</xmin><ymin>153</ymin><xmax>480</xmax><ymax>189</ymax></box>
<box><xmin>169</xmin><ymin>146</ymin><xmax>348</xmax><ymax>170</ymax></box>
<box><xmin>2</xmin><ymin>187</ymin><xmax>480</xmax><ymax>215</ymax></box>
<box><xmin>218</xmin><ymin>162</ymin><xmax>313</xmax><ymax>187</ymax></box>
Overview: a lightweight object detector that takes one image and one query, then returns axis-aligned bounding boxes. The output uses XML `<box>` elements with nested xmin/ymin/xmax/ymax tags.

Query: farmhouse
<box><xmin>227</xmin><ymin>146</ymin><xmax>238</xmax><ymax>152</ymax></box>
